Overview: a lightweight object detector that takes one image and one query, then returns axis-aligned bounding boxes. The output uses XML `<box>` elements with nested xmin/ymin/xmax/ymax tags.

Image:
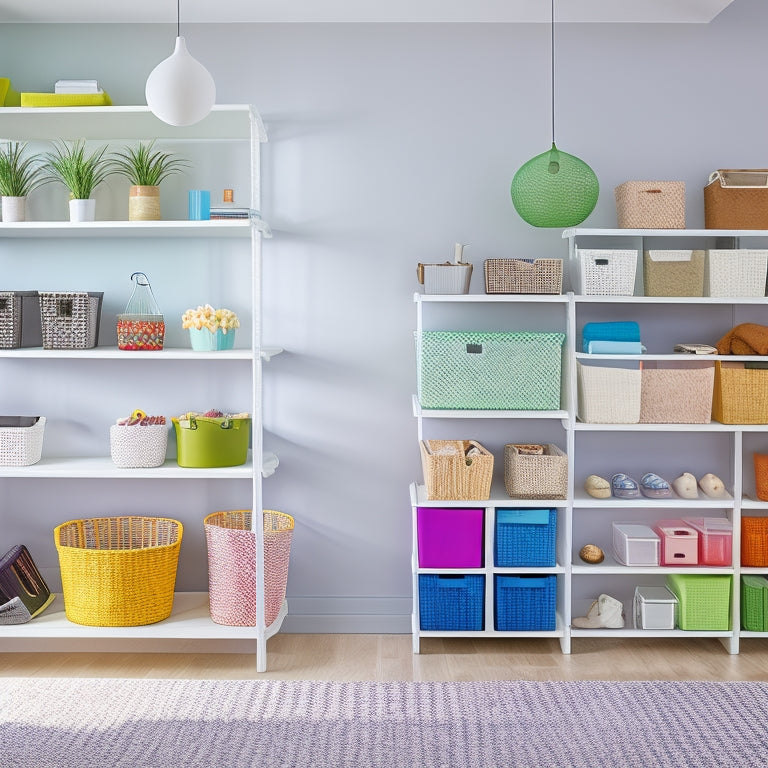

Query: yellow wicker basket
<box><xmin>712</xmin><ymin>361</ymin><xmax>768</xmax><ymax>424</ymax></box>
<box><xmin>54</xmin><ymin>516</ymin><xmax>183</xmax><ymax>627</ymax></box>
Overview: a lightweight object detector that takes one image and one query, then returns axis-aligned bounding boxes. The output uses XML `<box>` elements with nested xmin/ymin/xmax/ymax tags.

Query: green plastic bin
<box><xmin>172</xmin><ymin>415</ymin><xmax>250</xmax><ymax>468</ymax></box>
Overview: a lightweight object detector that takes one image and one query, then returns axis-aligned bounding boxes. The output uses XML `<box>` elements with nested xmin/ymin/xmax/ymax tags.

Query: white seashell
<box><xmin>699</xmin><ymin>472</ymin><xmax>727</xmax><ymax>498</ymax></box>
<box><xmin>672</xmin><ymin>472</ymin><xmax>699</xmax><ymax>499</ymax></box>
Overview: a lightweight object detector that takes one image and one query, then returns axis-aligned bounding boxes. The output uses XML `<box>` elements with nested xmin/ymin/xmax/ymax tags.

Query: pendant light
<box><xmin>510</xmin><ymin>0</ymin><xmax>598</xmax><ymax>228</ymax></box>
<box><xmin>145</xmin><ymin>0</ymin><xmax>216</xmax><ymax>127</ymax></box>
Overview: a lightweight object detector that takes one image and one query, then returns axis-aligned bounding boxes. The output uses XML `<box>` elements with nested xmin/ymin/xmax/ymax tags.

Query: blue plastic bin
<box><xmin>418</xmin><ymin>574</ymin><xmax>484</xmax><ymax>631</ymax></box>
<box><xmin>495</xmin><ymin>508</ymin><xmax>557</xmax><ymax>567</ymax></box>
<box><xmin>494</xmin><ymin>574</ymin><xmax>556</xmax><ymax>631</ymax></box>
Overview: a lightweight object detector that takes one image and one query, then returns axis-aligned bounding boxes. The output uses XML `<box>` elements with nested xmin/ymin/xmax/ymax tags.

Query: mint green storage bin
<box><xmin>172</xmin><ymin>415</ymin><xmax>250</xmax><ymax>467</ymax></box>
<box><xmin>417</xmin><ymin>331</ymin><xmax>565</xmax><ymax>410</ymax></box>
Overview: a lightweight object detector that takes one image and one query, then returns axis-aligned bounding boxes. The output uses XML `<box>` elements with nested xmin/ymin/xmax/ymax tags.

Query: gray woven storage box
<box><xmin>0</xmin><ymin>291</ymin><xmax>41</xmax><ymax>349</ymax></box>
<box><xmin>39</xmin><ymin>291</ymin><xmax>103</xmax><ymax>350</ymax></box>
<box><xmin>417</xmin><ymin>331</ymin><xmax>565</xmax><ymax>410</ymax></box>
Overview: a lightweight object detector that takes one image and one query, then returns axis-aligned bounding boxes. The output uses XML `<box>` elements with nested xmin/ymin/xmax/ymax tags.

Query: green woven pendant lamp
<box><xmin>511</xmin><ymin>0</ymin><xmax>598</xmax><ymax>228</ymax></box>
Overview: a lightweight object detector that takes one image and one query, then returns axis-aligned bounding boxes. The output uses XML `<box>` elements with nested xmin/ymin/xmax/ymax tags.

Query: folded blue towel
<box><xmin>586</xmin><ymin>340</ymin><xmax>645</xmax><ymax>354</ymax></box>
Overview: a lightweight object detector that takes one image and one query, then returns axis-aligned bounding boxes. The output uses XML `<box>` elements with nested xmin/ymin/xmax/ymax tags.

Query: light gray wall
<box><xmin>0</xmin><ymin>0</ymin><xmax>764</xmax><ymax>632</ymax></box>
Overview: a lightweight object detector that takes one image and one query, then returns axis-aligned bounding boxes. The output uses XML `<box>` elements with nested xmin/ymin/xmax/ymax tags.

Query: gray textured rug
<box><xmin>1</xmin><ymin>678</ymin><xmax>767</xmax><ymax>767</ymax></box>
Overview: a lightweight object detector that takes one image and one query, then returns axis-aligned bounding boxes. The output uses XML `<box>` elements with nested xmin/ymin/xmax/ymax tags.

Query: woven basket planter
<box><xmin>0</xmin><ymin>416</ymin><xmax>45</xmax><ymax>466</ymax></box>
<box><xmin>204</xmin><ymin>510</ymin><xmax>294</xmax><ymax>627</ymax></box>
<box><xmin>420</xmin><ymin>439</ymin><xmax>493</xmax><ymax>500</ymax></box>
<box><xmin>639</xmin><ymin>364</ymin><xmax>714</xmax><ymax>424</ymax></box>
<box><xmin>54</xmin><ymin>516</ymin><xmax>182</xmax><ymax>626</ymax></box>
<box><xmin>504</xmin><ymin>443</ymin><xmax>567</xmax><ymax>499</ymax></box>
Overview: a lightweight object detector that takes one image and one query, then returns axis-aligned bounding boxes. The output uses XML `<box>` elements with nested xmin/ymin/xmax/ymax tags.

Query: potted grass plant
<box><xmin>43</xmin><ymin>140</ymin><xmax>114</xmax><ymax>222</ymax></box>
<box><xmin>111</xmin><ymin>140</ymin><xmax>188</xmax><ymax>221</ymax></box>
<box><xmin>0</xmin><ymin>142</ymin><xmax>48</xmax><ymax>222</ymax></box>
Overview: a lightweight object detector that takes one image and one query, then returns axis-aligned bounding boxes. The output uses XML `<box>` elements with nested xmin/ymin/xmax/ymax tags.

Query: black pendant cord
<box><xmin>177</xmin><ymin>0</ymin><xmax>181</xmax><ymax>37</ymax></box>
<box><xmin>550</xmin><ymin>0</ymin><xmax>556</xmax><ymax>146</ymax></box>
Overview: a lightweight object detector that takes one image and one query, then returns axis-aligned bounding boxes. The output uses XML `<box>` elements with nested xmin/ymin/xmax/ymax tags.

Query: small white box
<box><xmin>634</xmin><ymin>585</ymin><xmax>678</xmax><ymax>629</ymax></box>
<box><xmin>418</xmin><ymin>263</ymin><xmax>473</xmax><ymax>295</ymax></box>
<box><xmin>612</xmin><ymin>523</ymin><xmax>660</xmax><ymax>566</ymax></box>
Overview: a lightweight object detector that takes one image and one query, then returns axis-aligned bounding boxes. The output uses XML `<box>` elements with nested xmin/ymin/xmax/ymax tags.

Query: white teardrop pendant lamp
<box><xmin>510</xmin><ymin>0</ymin><xmax>598</xmax><ymax>228</ymax></box>
<box><xmin>145</xmin><ymin>0</ymin><xmax>216</xmax><ymax>127</ymax></box>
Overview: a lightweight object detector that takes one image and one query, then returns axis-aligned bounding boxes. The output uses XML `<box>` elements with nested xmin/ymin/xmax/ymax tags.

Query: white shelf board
<box><xmin>563</xmin><ymin>227</ymin><xmax>768</xmax><ymax>239</ymax></box>
<box><xmin>0</xmin><ymin>593</ymin><xmax>286</xmax><ymax>641</ymax></box>
<box><xmin>572</xmin><ymin>420</ymin><xmax>742</xmax><ymax>433</ymax></box>
<box><xmin>570</xmin><ymin>627</ymin><xmax>734</xmax><ymax>638</ymax></box>
<box><xmin>0</xmin><ymin>104</ymin><xmax>263</xmax><ymax>142</ymax></box>
<box><xmin>413</xmin><ymin>395</ymin><xmax>568</xmax><ymax>420</ymax></box>
<box><xmin>0</xmin><ymin>219</ymin><xmax>271</xmax><ymax>238</ymax></box>
<box><xmin>0</xmin><ymin>346</ymin><xmax>282</xmax><ymax>360</ymax></box>
<box><xmin>0</xmin><ymin>451</ymin><xmax>279</xmax><ymax>479</ymax></box>
<box><xmin>572</xmin><ymin>489</ymin><xmax>734</xmax><ymax>508</ymax></box>
<box><xmin>571</xmin><ymin>559</ymin><xmax>734</xmax><ymax>576</ymax></box>
<box><xmin>414</xmin><ymin>292</ymin><xmax>569</xmax><ymax>304</ymax></box>
<box><xmin>411</xmin><ymin>481</ymin><xmax>568</xmax><ymax>508</ymax></box>
<box><xmin>574</xmin><ymin>295</ymin><xmax>768</xmax><ymax>305</ymax></box>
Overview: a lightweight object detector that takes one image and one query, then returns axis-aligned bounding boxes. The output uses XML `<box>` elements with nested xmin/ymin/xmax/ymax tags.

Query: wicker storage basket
<box><xmin>418</xmin><ymin>573</ymin><xmax>484</xmax><ymax>631</ymax></box>
<box><xmin>665</xmin><ymin>573</ymin><xmax>731</xmax><ymax>631</ymax></box>
<box><xmin>741</xmin><ymin>575</ymin><xmax>768</xmax><ymax>631</ymax></box>
<box><xmin>494</xmin><ymin>574</ymin><xmax>556</xmax><ymax>631</ymax></box>
<box><xmin>0</xmin><ymin>545</ymin><xmax>55</xmax><ymax>625</ymax></box>
<box><xmin>705</xmin><ymin>249</ymin><xmax>768</xmax><ymax>297</ymax></box>
<box><xmin>755</xmin><ymin>453</ymin><xmax>768</xmax><ymax>502</ymax></box>
<box><xmin>643</xmin><ymin>250</ymin><xmax>705</xmax><ymax>297</ymax></box>
<box><xmin>0</xmin><ymin>291</ymin><xmax>41</xmax><ymax>349</ymax></box>
<box><xmin>639</xmin><ymin>364</ymin><xmax>714</xmax><ymax>424</ymax></box>
<box><xmin>615</xmin><ymin>181</ymin><xmax>686</xmax><ymax>229</ymax></box>
<box><xmin>575</xmin><ymin>248</ymin><xmax>638</xmax><ymax>295</ymax></box>
<box><xmin>494</xmin><ymin>508</ymin><xmax>557</xmax><ymax>567</ymax></box>
<box><xmin>483</xmin><ymin>259</ymin><xmax>563</xmax><ymax>295</ymax></box>
<box><xmin>417</xmin><ymin>331</ymin><xmax>564</xmax><ymax>410</ymax></box>
<box><xmin>576</xmin><ymin>363</ymin><xmax>641</xmax><ymax>424</ymax></box>
<box><xmin>741</xmin><ymin>516</ymin><xmax>768</xmax><ymax>567</ymax></box>
<box><xmin>0</xmin><ymin>416</ymin><xmax>45</xmax><ymax>466</ymax></box>
<box><xmin>504</xmin><ymin>443</ymin><xmax>567</xmax><ymax>499</ymax></box>
<box><xmin>712</xmin><ymin>362</ymin><xmax>768</xmax><ymax>424</ymax></box>
<box><xmin>204</xmin><ymin>509</ymin><xmax>294</xmax><ymax>627</ymax></box>
<box><xmin>109</xmin><ymin>423</ymin><xmax>168</xmax><ymax>468</ymax></box>
<box><xmin>54</xmin><ymin>516</ymin><xmax>182</xmax><ymax>626</ymax></box>
<box><xmin>420</xmin><ymin>439</ymin><xmax>494</xmax><ymax>501</ymax></box>
<box><xmin>39</xmin><ymin>291</ymin><xmax>103</xmax><ymax>349</ymax></box>
<box><xmin>704</xmin><ymin>170</ymin><xmax>768</xmax><ymax>230</ymax></box>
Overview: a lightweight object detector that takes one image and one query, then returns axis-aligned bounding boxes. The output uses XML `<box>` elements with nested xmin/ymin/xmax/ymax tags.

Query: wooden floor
<box><xmin>3</xmin><ymin>634</ymin><xmax>768</xmax><ymax>680</ymax></box>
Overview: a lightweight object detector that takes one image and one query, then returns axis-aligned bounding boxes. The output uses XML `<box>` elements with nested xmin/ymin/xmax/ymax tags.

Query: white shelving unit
<box><xmin>411</xmin><ymin>228</ymin><xmax>768</xmax><ymax>656</ymax></box>
<box><xmin>0</xmin><ymin>105</ymin><xmax>283</xmax><ymax>672</ymax></box>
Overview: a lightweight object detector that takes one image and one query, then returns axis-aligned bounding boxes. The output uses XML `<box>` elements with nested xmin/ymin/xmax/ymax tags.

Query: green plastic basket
<box><xmin>665</xmin><ymin>574</ymin><xmax>732</xmax><ymax>630</ymax></box>
<box><xmin>417</xmin><ymin>331</ymin><xmax>565</xmax><ymax>410</ymax></box>
<box><xmin>172</xmin><ymin>415</ymin><xmax>250</xmax><ymax>468</ymax></box>
<box><xmin>741</xmin><ymin>575</ymin><xmax>768</xmax><ymax>632</ymax></box>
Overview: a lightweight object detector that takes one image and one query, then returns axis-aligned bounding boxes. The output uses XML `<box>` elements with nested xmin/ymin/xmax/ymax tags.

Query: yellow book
<box><xmin>20</xmin><ymin>91</ymin><xmax>112</xmax><ymax>107</ymax></box>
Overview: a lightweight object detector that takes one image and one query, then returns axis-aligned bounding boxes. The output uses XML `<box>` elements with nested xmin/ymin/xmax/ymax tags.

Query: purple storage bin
<box><xmin>417</xmin><ymin>507</ymin><xmax>484</xmax><ymax>568</ymax></box>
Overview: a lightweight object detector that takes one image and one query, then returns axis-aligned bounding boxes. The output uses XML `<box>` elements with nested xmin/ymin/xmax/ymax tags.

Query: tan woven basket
<box><xmin>639</xmin><ymin>364</ymin><xmax>715</xmax><ymax>424</ymax></box>
<box><xmin>420</xmin><ymin>439</ymin><xmax>494</xmax><ymax>500</ymax></box>
<box><xmin>704</xmin><ymin>170</ymin><xmax>768</xmax><ymax>230</ymax></box>
<box><xmin>615</xmin><ymin>181</ymin><xmax>685</xmax><ymax>229</ymax></box>
<box><xmin>504</xmin><ymin>443</ymin><xmax>567</xmax><ymax>499</ymax></box>
<box><xmin>643</xmin><ymin>250</ymin><xmax>705</xmax><ymax>297</ymax></box>
<box><xmin>712</xmin><ymin>361</ymin><xmax>768</xmax><ymax>424</ymax></box>
<box><xmin>484</xmin><ymin>259</ymin><xmax>563</xmax><ymax>295</ymax></box>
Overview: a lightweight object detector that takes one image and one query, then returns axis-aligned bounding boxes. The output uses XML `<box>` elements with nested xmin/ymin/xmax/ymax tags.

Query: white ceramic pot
<box><xmin>69</xmin><ymin>198</ymin><xmax>96</xmax><ymax>222</ymax></box>
<box><xmin>1</xmin><ymin>196</ymin><xmax>26</xmax><ymax>223</ymax></box>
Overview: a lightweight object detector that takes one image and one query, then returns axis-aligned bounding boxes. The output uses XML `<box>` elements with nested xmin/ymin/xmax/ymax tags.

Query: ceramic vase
<box><xmin>69</xmin><ymin>198</ymin><xmax>96</xmax><ymax>222</ymax></box>
<box><xmin>1</xmin><ymin>196</ymin><xmax>26</xmax><ymax>222</ymax></box>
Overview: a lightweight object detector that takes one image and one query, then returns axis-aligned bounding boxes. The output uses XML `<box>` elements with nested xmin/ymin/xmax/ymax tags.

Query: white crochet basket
<box><xmin>575</xmin><ymin>248</ymin><xmax>638</xmax><ymax>296</ymax></box>
<box><xmin>577</xmin><ymin>363</ymin><xmax>641</xmax><ymax>424</ymax></box>
<box><xmin>109</xmin><ymin>424</ymin><xmax>168</xmax><ymax>468</ymax></box>
<box><xmin>0</xmin><ymin>416</ymin><xmax>45</xmax><ymax>466</ymax></box>
<box><xmin>705</xmin><ymin>249</ymin><xmax>768</xmax><ymax>297</ymax></box>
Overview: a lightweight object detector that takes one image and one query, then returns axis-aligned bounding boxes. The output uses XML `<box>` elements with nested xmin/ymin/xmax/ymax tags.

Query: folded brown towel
<box><xmin>716</xmin><ymin>323</ymin><xmax>768</xmax><ymax>355</ymax></box>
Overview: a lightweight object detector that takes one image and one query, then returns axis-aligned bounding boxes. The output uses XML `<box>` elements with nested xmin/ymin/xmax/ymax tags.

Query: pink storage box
<box><xmin>417</xmin><ymin>507</ymin><xmax>484</xmax><ymax>568</ymax></box>
<box><xmin>653</xmin><ymin>519</ymin><xmax>698</xmax><ymax>566</ymax></box>
<box><xmin>683</xmin><ymin>517</ymin><xmax>732</xmax><ymax>566</ymax></box>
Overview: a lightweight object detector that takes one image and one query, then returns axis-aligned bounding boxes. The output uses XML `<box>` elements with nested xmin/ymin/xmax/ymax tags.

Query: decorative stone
<box><xmin>579</xmin><ymin>544</ymin><xmax>605</xmax><ymax>564</ymax></box>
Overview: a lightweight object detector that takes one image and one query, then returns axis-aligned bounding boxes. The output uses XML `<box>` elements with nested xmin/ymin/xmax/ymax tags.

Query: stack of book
<box><xmin>55</xmin><ymin>79</ymin><xmax>104</xmax><ymax>94</ymax></box>
<box><xmin>209</xmin><ymin>206</ymin><xmax>256</xmax><ymax>220</ymax></box>
<box><xmin>21</xmin><ymin>79</ymin><xmax>111</xmax><ymax>107</ymax></box>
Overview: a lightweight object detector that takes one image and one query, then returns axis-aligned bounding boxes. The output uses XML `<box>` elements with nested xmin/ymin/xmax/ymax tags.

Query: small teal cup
<box><xmin>188</xmin><ymin>190</ymin><xmax>211</xmax><ymax>220</ymax></box>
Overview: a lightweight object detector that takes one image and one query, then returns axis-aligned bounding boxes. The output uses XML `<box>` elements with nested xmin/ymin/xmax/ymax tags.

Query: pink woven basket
<box><xmin>203</xmin><ymin>509</ymin><xmax>294</xmax><ymax>627</ymax></box>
